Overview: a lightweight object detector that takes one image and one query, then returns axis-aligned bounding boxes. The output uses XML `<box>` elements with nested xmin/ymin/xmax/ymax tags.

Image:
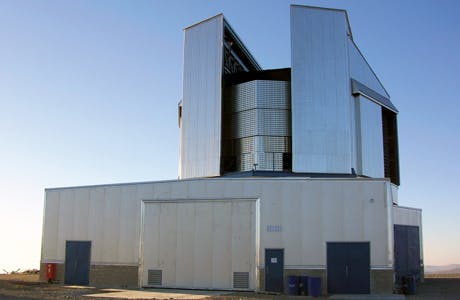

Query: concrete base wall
<box><xmin>370</xmin><ymin>269</ymin><xmax>393</xmax><ymax>293</ymax></box>
<box><xmin>39</xmin><ymin>264</ymin><xmax>392</xmax><ymax>294</ymax></box>
<box><xmin>258</xmin><ymin>268</ymin><xmax>393</xmax><ymax>295</ymax></box>
<box><xmin>39</xmin><ymin>263</ymin><xmax>138</xmax><ymax>288</ymax></box>
<box><xmin>90</xmin><ymin>265</ymin><xmax>138</xmax><ymax>288</ymax></box>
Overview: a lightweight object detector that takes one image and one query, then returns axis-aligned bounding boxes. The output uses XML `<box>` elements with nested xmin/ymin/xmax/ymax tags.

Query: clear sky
<box><xmin>0</xmin><ymin>0</ymin><xmax>459</xmax><ymax>272</ymax></box>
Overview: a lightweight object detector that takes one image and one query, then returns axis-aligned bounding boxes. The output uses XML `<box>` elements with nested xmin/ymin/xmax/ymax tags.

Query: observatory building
<box><xmin>40</xmin><ymin>5</ymin><xmax>422</xmax><ymax>295</ymax></box>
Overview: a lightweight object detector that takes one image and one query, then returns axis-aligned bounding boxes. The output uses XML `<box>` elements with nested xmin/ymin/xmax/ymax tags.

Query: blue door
<box><xmin>327</xmin><ymin>242</ymin><xmax>370</xmax><ymax>294</ymax></box>
<box><xmin>265</xmin><ymin>249</ymin><xmax>284</xmax><ymax>292</ymax></box>
<box><xmin>65</xmin><ymin>241</ymin><xmax>91</xmax><ymax>285</ymax></box>
<box><xmin>394</xmin><ymin>225</ymin><xmax>420</xmax><ymax>284</ymax></box>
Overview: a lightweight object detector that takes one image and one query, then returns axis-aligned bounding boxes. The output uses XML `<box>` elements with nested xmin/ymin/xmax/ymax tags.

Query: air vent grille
<box><xmin>147</xmin><ymin>269</ymin><xmax>162</xmax><ymax>286</ymax></box>
<box><xmin>233</xmin><ymin>272</ymin><xmax>249</xmax><ymax>289</ymax></box>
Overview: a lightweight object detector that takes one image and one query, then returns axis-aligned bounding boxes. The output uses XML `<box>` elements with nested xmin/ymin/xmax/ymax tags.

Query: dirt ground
<box><xmin>0</xmin><ymin>274</ymin><xmax>100</xmax><ymax>300</ymax></box>
<box><xmin>424</xmin><ymin>273</ymin><xmax>460</xmax><ymax>279</ymax></box>
<box><xmin>1</xmin><ymin>274</ymin><xmax>459</xmax><ymax>299</ymax></box>
<box><xmin>0</xmin><ymin>274</ymin><xmax>319</xmax><ymax>300</ymax></box>
<box><xmin>406</xmin><ymin>278</ymin><xmax>460</xmax><ymax>300</ymax></box>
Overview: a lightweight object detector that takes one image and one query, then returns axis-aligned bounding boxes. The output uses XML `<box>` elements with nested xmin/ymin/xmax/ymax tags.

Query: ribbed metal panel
<box><xmin>235</xmin><ymin>136</ymin><xmax>291</xmax><ymax>154</ymax></box>
<box><xmin>180</xmin><ymin>15</ymin><xmax>224</xmax><ymax>179</ymax></box>
<box><xmin>356</xmin><ymin>95</ymin><xmax>384</xmax><ymax>178</ymax></box>
<box><xmin>224</xmin><ymin>80</ymin><xmax>291</xmax><ymax>172</ymax></box>
<box><xmin>238</xmin><ymin>153</ymin><xmax>255</xmax><ymax>172</ymax></box>
<box><xmin>291</xmin><ymin>6</ymin><xmax>353</xmax><ymax>174</ymax></box>
<box><xmin>231</xmin><ymin>110</ymin><xmax>290</xmax><ymax>138</ymax></box>
<box><xmin>230</xmin><ymin>81</ymin><xmax>290</xmax><ymax>112</ymax></box>
<box><xmin>256</xmin><ymin>81</ymin><xmax>291</xmax><ymax>110</ymax></box>
<box><xmin>251</xmin><ymin>152</ymin><xmax>284</xmax><ymax>171</ymax></box>
<box><xmin>231</xmin><ymin>81</ymin><xmax>256</xmax><ymax>112</ymax></box>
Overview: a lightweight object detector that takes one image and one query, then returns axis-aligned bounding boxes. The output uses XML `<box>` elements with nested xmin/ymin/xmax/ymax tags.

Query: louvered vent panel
<box><xmin>233</xmin><ymin>272</ymin><xmax>249</xmax><ymax>289</ymax></box>
<box><xmin>147</xmin><ymin>269</ymin><xmax>162</xmax><ymax>286</ymax></box>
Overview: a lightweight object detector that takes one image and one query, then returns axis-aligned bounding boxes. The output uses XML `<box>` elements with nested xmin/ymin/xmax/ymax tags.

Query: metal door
<box><xmin>327</xmin><ymin>242</ymin><xmax>370</xmax><ymax>294</ymax></box>
<box><xmin>265</xmin><ymin>249</ymin><xmax>284</xmax><ymax>292</ymax></box>
<box><xmin>65</xmin><ymin>241</ymin><xmax>91</xmax><ymax>285</ymax></box>
<box><xmin>394</xmin><ymin>225</ymin><xmax>420</xmax><ymax>284</ymax></box>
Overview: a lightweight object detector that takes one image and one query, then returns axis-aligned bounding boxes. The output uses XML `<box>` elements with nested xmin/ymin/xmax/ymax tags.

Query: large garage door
<box><xmin>141</xmin><ymin>200</ymin><xmax>256</xmax><ymax>290</ymax></box>
<box><xmin>327</xmin><ymin>242</ymin><xmax>370</xmax><ymax>294</ymax></box>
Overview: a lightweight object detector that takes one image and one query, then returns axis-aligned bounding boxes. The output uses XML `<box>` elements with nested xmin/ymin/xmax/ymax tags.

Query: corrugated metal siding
<box><xmin>356</xmin><ymin>95</ymin><xmax>384</xmax><ymax>178</ymax></box>
<box><xmin>42</xmin><ymin>178</ymin><xmax>396</xmax><ymax>289</ymax></box>
<box><xmin>231</xmin><ymin>110</ymin><xmax>290</xmax><ymax>138</ymax></box>
<box><xmin>290</xmin><ymin>6</ymin><xmax>353</xmax><ymax>174</ymax></box>
<box><xmin>225</xmin><ymin>80</ymin><xmax>291</xmax><ymax>171</ymax></box>
<box><xmin>393</xmin><ymin>206</ymin><xmax>422</xmax><ymax>227</ymax></box>
<box><xmin>180</xmin><ymin>15</ymin><xmax>224</xmax><ymax>179</ymax></box>
<box><xmin>42</xmin><ymin>185</ymin><xmax>141</xmax><ymax>265</ymax></box>
<box><xmin>141</xmin><ymin>200</ymin><xmax>256</xmax><ymax>290</ymax></box>
<box><xmin>234</xmin><ymin>136</ymin><xmax>290</xmax><ymax>154</ymax></box>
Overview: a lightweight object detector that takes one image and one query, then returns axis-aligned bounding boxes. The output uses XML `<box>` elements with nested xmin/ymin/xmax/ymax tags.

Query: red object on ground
<box><xmin>46</xmin><ymin>263</ymin><xmax>56</xmax><ymax>282</ymax></box>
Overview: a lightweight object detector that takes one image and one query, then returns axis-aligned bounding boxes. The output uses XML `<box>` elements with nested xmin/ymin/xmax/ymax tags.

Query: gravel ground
<box><xmin>406</xmin><ymin>278</ymin><xmax>460</xmax><ymax>300</ymax></box>
<box><xmin>0</xmin><ymin>278</ymin><xmax>102</xmax><ymax>299</ymax></box>
<box><xmin>1</xmin><ymin>274</ymin><xmax>459</xmax><ymax>299</ymax></box>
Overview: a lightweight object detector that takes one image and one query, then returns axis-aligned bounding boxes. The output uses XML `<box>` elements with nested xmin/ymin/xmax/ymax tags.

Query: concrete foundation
<box><xmin>90</xmin><ymin>265</ymin><xmax>138</xmax><ymax>288</ymax></box>
<box><xmin>39</xmin><ymin>263</ymin><xmax>393</xmax><ymax>294</ymax></box>
<box><xmin>370</xmin><ymin>269</ymin><xmax>394</xmax><ymax>293</ymax></box>
<box><xmin>39</xmin><ymin>263</ymin><xmax>138</xmax><ymax>288</ymax></box>
<box><xmin>258</xmin><ymin>268</ymin><xmax>393</xmax><ymax>295</ymax></box>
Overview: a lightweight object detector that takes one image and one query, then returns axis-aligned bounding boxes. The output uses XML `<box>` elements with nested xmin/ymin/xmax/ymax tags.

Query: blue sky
<box><xmin>0</xmin><ymin>0</ymin><xmax>459</xmax><ymax>271</ymax></box>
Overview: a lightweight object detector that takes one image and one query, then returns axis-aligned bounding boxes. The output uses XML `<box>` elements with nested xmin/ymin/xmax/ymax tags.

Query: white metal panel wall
<box><xmin>141</xmin><ymin>200</ymin><xmax>255</xmax><ymax>290</ymax></box>
<box><xmin>88</xmin><ymin>187</ymin><xmax>105</xmax><ymax>263</ymax></box>
<box><xmin>390</xmin><ymin>184</ymin><xmax>399</xmax><ymax>205</ymax></box>
<box><xmin>393</xmin><ymin>206</ymin><xmax>422</xmax><ymax>227</ymax></box>
<box><xmin>350</xmin><ymin>94</ymin><xmax>358</xmax><ymax>175</ymax></box>
<box><xmin>182</xmin><ymin>178</ymin><xmax>391</xmax><ymax>269</ymax></box>
<box><xmin>356</xmin><ymin>95</ymin><xmax>385</xmax><ymax>178</ymax></box>
<box><xmin>291</xmin><ymin>6</ymin><xmax>353</xmax><ymax>174</ymax></box>
<box><xmin>42</xmin><ymin>177</ymin><xmax>396</xmax><ymax>287</ymax></box>
<box><xmin>41</xmin><ymin>191</ymin><xmax>60</xmax><ymax>262</ymax></box>
<box><xmin>41</xmin><ymin>185</ymin><xmax>143</xmax><ymax>265</ymax></box>
<box><xmin>56</xmin><ymin>189</ymin><xmax>75</xmax><ymax>261</ymax></box>
<box><xmin>348</xmin><ymin>39</ymin><xmax>389</xmax><ymax>98</ymax></box>
<box><xmin>180</xmin><ymin>15</ymin><xmax>224</xmax><ymax>179</ymax></box>
<box><xmin>119</xmin><ymin>186</ymin><xmax>140</xmax><ymax>262</ymax></box>
<box><xmin>258</xmin><ymin>179</ymin><xmax>392</xmax><ymax>268</ymax></box>
<box><xmin>102</xmin><ymin>186</ymin><xmax>122</xmax><ymax>263</ymax></box>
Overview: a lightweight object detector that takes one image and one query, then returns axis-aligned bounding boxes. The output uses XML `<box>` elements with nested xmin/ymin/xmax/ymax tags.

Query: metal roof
<box><xmin>351</xmin><ymin>79</ymin><xmax>398</xmax><ymax>113</ymax></box>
